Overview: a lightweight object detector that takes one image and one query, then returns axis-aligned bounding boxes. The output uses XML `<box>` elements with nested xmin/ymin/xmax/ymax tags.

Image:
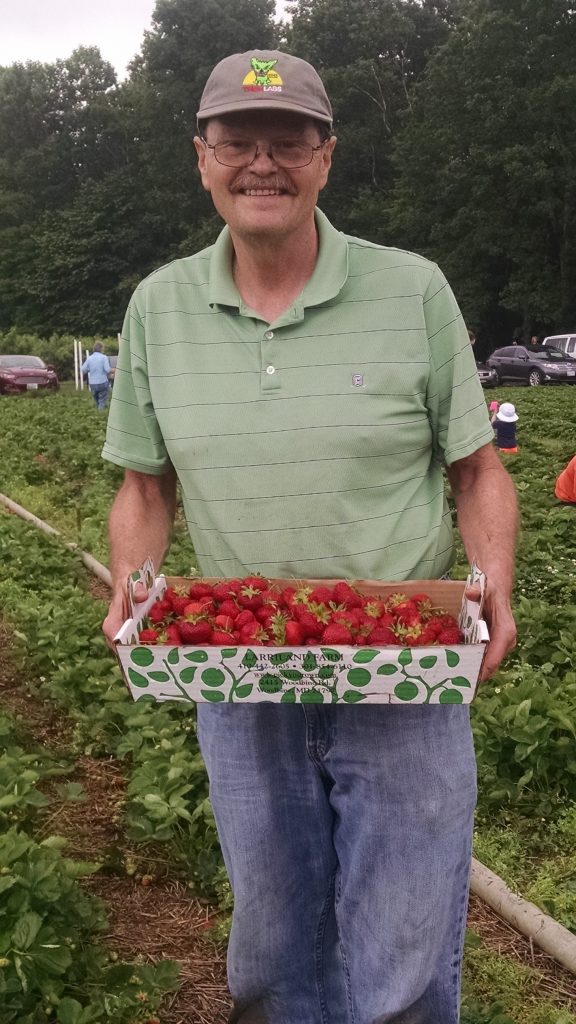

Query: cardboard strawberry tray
<box><xmin>113</xmin><ymin>560</ymin><xmax>489</xmax><ymax>706</ymax></box>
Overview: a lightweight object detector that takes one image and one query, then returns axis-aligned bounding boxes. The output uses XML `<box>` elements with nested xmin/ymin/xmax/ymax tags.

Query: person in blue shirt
<box><xmin>82</xmin><ymin>342</ymin><xmax>111</xmax><ymax>409</ymax></box>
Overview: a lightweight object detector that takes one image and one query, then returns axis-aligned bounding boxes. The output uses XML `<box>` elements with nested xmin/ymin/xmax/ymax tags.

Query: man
<box><xmin>102</xmin><ymin>50</ymin><xmax>518</xmax><ymax>1024</ymax></box>
<box><xmin>81</xmin><ymin>341</ymin><xmax>111</xmax><ymax>409</ymax></box>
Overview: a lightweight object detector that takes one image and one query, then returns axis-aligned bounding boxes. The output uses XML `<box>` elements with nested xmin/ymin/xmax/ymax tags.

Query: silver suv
<box><xmin>543</xmin><ymin>333</ymin><xmax>576</xmax><ymax>358</ymax></box>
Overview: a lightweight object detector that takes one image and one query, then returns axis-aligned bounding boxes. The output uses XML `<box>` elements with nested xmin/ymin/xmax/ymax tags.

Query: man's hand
<box><xmin>103</xmin><ymin>467</ymin><xmax>177</xmax><ymax>650</ymax></box>
<box><xmin>465</xmin><ymin>582</ymin><xmax>516</xmax><ymax>682</ymax></box>
<box><xmin>103</xmin><ymin>581</ymin><xmax>149</xmax><ymax>650</ymax></box>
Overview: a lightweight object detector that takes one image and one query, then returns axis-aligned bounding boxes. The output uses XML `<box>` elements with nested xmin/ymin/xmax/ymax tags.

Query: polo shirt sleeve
<box><xmin>424</xmin><ymin>264</ymin><xmax>494</xmax><ymax>466</ymax></box>
<box><xmin>102</xmin><ymin>291</ymin><xmax>171</xmax><ymax>475</ymax></box>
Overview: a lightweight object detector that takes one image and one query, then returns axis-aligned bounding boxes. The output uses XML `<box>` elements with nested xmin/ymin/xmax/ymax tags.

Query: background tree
<box><xmin>388</xmin><ymin>0</ymin><xmax>576</xmax><ymax>349</ymax></box>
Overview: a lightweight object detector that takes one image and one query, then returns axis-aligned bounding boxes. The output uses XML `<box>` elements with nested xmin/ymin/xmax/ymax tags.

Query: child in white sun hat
<box><xmin>495</xmin><ymin>401</ymin><xmax>519</xmax><ymax>452</ymax></box>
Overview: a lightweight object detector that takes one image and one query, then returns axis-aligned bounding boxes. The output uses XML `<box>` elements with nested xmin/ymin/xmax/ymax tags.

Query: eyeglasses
<box><xmin>200</xmin><ymin>137</ymin><xmax>326</xmax><ymax>169</ymax></box>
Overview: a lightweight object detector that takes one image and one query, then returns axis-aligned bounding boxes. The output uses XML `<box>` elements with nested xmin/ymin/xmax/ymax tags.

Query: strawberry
<box><xmin>437</xmin><ymin>627</ymin><xmax>464</xmax><ymax>644</ymax></box>
<box><xmin>170</xmin><ymin>594</ymin><xmax>193</xmax><ymax>616</ymax></box>
<box><xmin>188</xmin><ymin>582</ymin><xmax>215</xmax><ymax>599</ymax></box>
<box><xmin>179</xmin><ymin>620</ymin><xmax>213</xmax><ymax>644</ymax></box>
<box><xmin>148</xmin><ymin>601</ymin><xmax>171</xmax><ymax>624</ymax></box>
<box><xmin>322</xmin><ymin>623</ymin><xmax>354</xmax><ymax>644</ymax></box>
<box><xmin>362</xmin><ymin>597</ymin><xmax>387</xmax><ymax>619</ymax></box>
<box><xmin>235</xmin><ymin>609</ymin><xmax>257</xmax><ymax>629</ymax></box>
<box><xmin>367</xmin><ymin>625</ymin><xmax>397</xmax><ymax>644</ymax></box>
<box><xmin>183</xmin><ymin>597</ymin><xmax>214</xmax><ymax>616</ymax></box>
<box><xmin>212</xmin><ymin>580</ymin><xmax>240</xmax><ymax>601</ymax></box>
<box><xmin>285</xmin><ymin>620</ymin><xmax>304</xmax><ymax>645</ymax></box>
<box><xmin>214</xmin><ymin>614</ymin><xmax>235</xmax><ymax>631</ymax></box>
<box><xmin>238</xmin><ymin>584</ymin><xmax>264</xmax><ymax>610</ymax></box>
<box><xmin>295</xmin><ymin>608</ymin><xmax>325</xmax><ymax>639</ymax></box>
<box><xmin>239</xmin><ymin>623</ymin><xmax>270</xmax><ymax>644</ymax></box>
<box><xmin>217</xmin><ymin>599</ymin><xmax>240</xmax><ymax>619</ymax></box>
<box><xmin>332</xmin><ymin>581</ymin><xmax>362</xmax><ymax>609</ymax></box>
<box><xmin>162</xmin><ymin>623</ymin><xmax>182</xmax><ymax>643</ymax></box>
<box><xmin>309</xmin><ymin>586</ymin><xmax>336</xmax><ymax>606</ymax></box>
<box><xmin>138</xmin><ymin>628</ymin><xmax>159</xmax><ymax>644</ymax></box>
<box><xmin>210</xmin><ymin>629</ymin><xmax>236</xmax><ymax>644</ymax></box>
<box><xmin>283</xmin><ymin>583</ymin><xmax>313</xmax><ymax>611</ymax></box>
<box><xmin>242</xmin><ymin>574</ymin><xmax>270</xmax><ymax>592</ymax></box>
<box><xmin>393</xmin><ymin>600</ymin><xmax>421</xmax><ymax>627</ymax></box>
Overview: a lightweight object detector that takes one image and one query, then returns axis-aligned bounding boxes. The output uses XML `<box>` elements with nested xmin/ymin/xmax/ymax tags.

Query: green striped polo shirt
<box><xmin>102</xmin><ymin>208</ymin><xmax>494</xmax><ymax>582</ymax></box>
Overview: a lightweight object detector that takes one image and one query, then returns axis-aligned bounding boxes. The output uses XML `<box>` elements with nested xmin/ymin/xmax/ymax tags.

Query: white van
<box><xmin>543</xmin><ymin>333</ymin><xmax>576</xmax><ymax>359</ymax></box>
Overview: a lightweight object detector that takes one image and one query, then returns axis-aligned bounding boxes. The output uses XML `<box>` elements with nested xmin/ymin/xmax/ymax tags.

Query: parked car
<box><xmin>486</xmin><ymin>345</ymin><xmax>576</xmax><ymax>386</ymax></box>
<box><xmin>542</xmin><ymin>333</ymin><xmax>576</xmax><ymax>359</ymax></box>
<box><xmin>0</xmin><ymin>354</ymin><xmax>59</xmax><ymax>394</ymax></box>
<box><xmin>476</xmin><ymin>361</ymin><xmax>498</xmax><ymax>388</ymax></box>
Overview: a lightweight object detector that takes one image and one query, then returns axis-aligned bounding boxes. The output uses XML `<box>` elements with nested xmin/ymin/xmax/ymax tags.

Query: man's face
<box><xmin>194</xmin><ymin>111</ymin><xmax>336</xmax><ymax>244</ymax></box>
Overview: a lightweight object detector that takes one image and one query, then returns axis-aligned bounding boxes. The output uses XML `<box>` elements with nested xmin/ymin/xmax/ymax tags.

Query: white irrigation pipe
<box><xmin>0</xmin><ymin>492</ymin><xmax>111</xmax><ymax>587</ymax></box>
<box><xmin>2</xmin><ymin>491</ymin><xmax>576</xmax><ymax>974</ymax></box>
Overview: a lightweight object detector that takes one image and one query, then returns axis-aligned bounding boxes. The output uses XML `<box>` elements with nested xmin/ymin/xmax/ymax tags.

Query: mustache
<box><xmin>231</xmin><ymin>174</ymin><xmax>297</xmax><ymax>193</ymax></box>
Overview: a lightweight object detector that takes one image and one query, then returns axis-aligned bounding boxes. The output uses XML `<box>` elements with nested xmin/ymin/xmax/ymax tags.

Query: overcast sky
<box><xmin>0</xmin><ymin>0</ymin><xmax>290</xmax><ymax>81</ymax></box>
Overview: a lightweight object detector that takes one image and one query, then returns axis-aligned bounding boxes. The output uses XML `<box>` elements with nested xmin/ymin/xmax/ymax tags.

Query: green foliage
<box><xmin>389</xmin><ymin>0</ymin><xmax>576</xmax><ymax>343</ymax></box>
<box><xmin>0</xmin><ymin>829</ymin><xmax>179</xmax><ymax>1021</ymax></box>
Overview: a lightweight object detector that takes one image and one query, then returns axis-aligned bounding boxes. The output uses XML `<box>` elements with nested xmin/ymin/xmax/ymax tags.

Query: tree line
<box><xmin>0</xmin><ymin>0</ymin><xmax>574</xmax><ymax>358</ymax></box>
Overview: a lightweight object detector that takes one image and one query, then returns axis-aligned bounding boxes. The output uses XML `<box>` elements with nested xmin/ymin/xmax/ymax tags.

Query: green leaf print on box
<box><xmin>120</xmin><ymin>643</ymin><xmax>478</xmax><ymax>705</ymax></box>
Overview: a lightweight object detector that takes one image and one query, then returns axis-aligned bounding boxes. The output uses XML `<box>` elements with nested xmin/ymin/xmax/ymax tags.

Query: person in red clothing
<box><xmin>555</xmin><ymin>455</ymin><xmax>576</xmax><ymax>503</ymax></box>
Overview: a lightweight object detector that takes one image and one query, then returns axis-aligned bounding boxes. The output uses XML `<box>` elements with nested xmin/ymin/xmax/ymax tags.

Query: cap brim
<box><xmin>197</xmin><ymin>99</ymin><xmax>333</xmax><ymax>126</ymax></box>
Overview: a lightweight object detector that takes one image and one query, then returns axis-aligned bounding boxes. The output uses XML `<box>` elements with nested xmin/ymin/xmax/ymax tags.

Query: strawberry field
<box><xmin>1</xmin><ymin>382</ymin><xmax>575</xmax><ymax>1023</ymax></box>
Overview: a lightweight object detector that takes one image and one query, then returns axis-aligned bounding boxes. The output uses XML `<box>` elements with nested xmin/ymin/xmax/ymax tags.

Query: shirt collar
<box><xmin>208</xmin><ymin>208</ymin><xmax>349</xmax><ymax>321</ymax></box>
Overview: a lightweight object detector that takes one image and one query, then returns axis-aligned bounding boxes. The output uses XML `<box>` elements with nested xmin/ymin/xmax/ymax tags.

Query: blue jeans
<box><xmin>197</xmin><ymin>704</ymin><xmax>477</xmax><ymax>1024</ymax></box>
<box><xmin>90</xmin><ymin>382</ymin><xmax>109</xmax><ymax>408</ymax></box>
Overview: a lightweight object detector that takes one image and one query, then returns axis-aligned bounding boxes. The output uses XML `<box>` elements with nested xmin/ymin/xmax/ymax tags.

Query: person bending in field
<box><xmin>101</xmin><ymin>49</ymin><xmax>518</xmax><ymax>1024</ymax></box>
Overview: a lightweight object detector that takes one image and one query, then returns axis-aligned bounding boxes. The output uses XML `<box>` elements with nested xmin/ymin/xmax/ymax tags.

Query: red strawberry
<box><xmin>162</xmin><ymin>623</ymin><xmax>182</xmax><ymax>644</ymax></box>
<box><xmin>309</xmin><ymin>586</ymin><xmax>336</xmax><ymax>606</ymax></box>
<box><xmin>179</xmin><ymin>620</ymin><xmax>213</xmax><ymax>644</ymax></box>
<box><xmin>367</xmin><ymin>625</ymin><xmax>397</xmax><ymax>644</ymax></box>
<box><xmin>239</xmin><ymin>623</ymin><xmax>270</xmax><ymax>644</ymax></box>
<box><xmin>285</xmin><ymin>620</ymin><xmax>304</xmax><ymax>645</ymax></box>
<box><xmin>242</xmin><ymin>574</ymin><xmax>269</xmax><ymax>592</ymax></box>
<box><xmin>235</xmin><ymin>609</ymin><xmax>257</xmax><ymax>629</ymax></box>
<box><xmin>188</xmin><ymin>582</ymin><xmax>215</xmax><ymax>599</ymax></box>
<box><xmin>183</xmin><ymin>599</ymin><xmax>213</xmax><ymax>617</ymax></box>
<box><xmin>217</xmin><ymin>599</ymin><xmax>240</xmax><ymax>619</ymax></box>
<box><xmin>362</xmin><ymin>597</ymin><xmax>387</xmax><ymax>619</ymax></box>
<box><xmin>295</xmin><ymin>609</ymin><xmax>325</xmax><ymax>639</ymax></box>
<box><xmin>148</xmin><ymin>601</ymin><xmax>171</xmax><ymax>624</ymax></box>
<box><xmin>437</xmin><ymin>627</ymin><xmax>463</xmax><ymax>644</ymax></box>
<box><xmin>138</xmin><ymin>628</ymin><xmax>159</xmax><ymax>644</ymax></box>
<box><xmin>238</xmin><ymin>584</ymin><xmax>264</xmax><ymax>610</ymax></box>
<box><xmin>210</xmin><ymin>629</ymin><xmax>236</xmax><ymax>644</ymax></box>
<box><xmin>170</xmin><ymin>594</ymin><xmax>192</xmax><ymax>616</ymax></box>
<box><xmin>332</xmin><ymin>581</ymin><xmax>362</xmax><ymax>609</ymax></box>
<box><xmin>393</xmin><ymin>600</ymin><xmax>421</xmax><ymax>627</ymax></box>
<box><xmin>212</xmin><ymin>580</ymin><xmax>239</xmax><ymax>601</ymax></box>
<box><xmin>214</xmin><ymin>614</ymin><xmax>235</xmax><ymax>631</ymax></box>
<box><xmin>322</xmin><ymin>623</ymin><xmax>354</xmax><ymax>645</ymax></box>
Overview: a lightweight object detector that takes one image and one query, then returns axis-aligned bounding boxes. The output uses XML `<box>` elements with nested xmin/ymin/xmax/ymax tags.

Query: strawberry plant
<box><xmin>0</xmin><ymin>829</ymin><xmax>179</xmax><ymax>1022</ymax></box>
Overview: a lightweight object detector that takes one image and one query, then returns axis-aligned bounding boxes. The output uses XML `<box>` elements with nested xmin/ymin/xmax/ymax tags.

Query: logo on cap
<box><xmin>243</xmin><ymin>56</ymin><xmax>283</xmax><ymax>94</ymax></box>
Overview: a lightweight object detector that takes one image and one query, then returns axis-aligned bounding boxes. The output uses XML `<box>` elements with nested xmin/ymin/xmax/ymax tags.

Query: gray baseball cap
<box><xmin>197</xmin><ymin>50</ymin><xmax>333</xmax><ymax>128</ymax></box>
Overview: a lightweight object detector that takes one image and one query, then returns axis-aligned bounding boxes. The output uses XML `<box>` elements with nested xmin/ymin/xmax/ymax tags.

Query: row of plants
<box><xmin>0</xmin><ymin>384</ymin><xmax>575</xmax><ymax>1021</ymax></box>
<box><xmin>0</xmin><ymin>705</ymin><xmax>180</xmax><ymax>1023</ymax></box>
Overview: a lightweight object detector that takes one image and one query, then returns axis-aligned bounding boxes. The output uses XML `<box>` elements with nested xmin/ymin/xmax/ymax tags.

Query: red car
<box><xmin>0</xmin><ymin>355</ymin><xmax>59</xmax><ymax>394</ymax></box>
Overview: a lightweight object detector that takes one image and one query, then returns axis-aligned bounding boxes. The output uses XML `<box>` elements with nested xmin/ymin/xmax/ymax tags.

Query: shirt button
<box><xmin>264</xmin><ymin>330</ymin><xmax>274</xmax><ymax>340</ymax></box>
<box><xmin>266</xmin><ymin>365</ymin><xmax>275</xmax><ymax>375</ymax></box>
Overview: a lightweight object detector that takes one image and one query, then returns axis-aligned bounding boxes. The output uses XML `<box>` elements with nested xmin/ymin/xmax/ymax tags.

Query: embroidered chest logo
<box><xmin>352</xmin><ymin>374</ymin><xmax>365</xmax><ymax>387</ymax></box>
<box><xmin>243</xmin><ymin>57</ymin><xmax>283</xmax><ymax>93</ymax></box>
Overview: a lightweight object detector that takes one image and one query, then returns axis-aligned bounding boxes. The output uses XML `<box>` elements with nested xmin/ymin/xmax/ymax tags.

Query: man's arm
<box><xmin>446</xmin><ymin>443</ymin><xmax>518</xmax><ymax>681</ymax></box>
<box><xmin>102</xmin><ymin>467</ymin><xmax>178</xmax><ymax>646</ymax></box>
